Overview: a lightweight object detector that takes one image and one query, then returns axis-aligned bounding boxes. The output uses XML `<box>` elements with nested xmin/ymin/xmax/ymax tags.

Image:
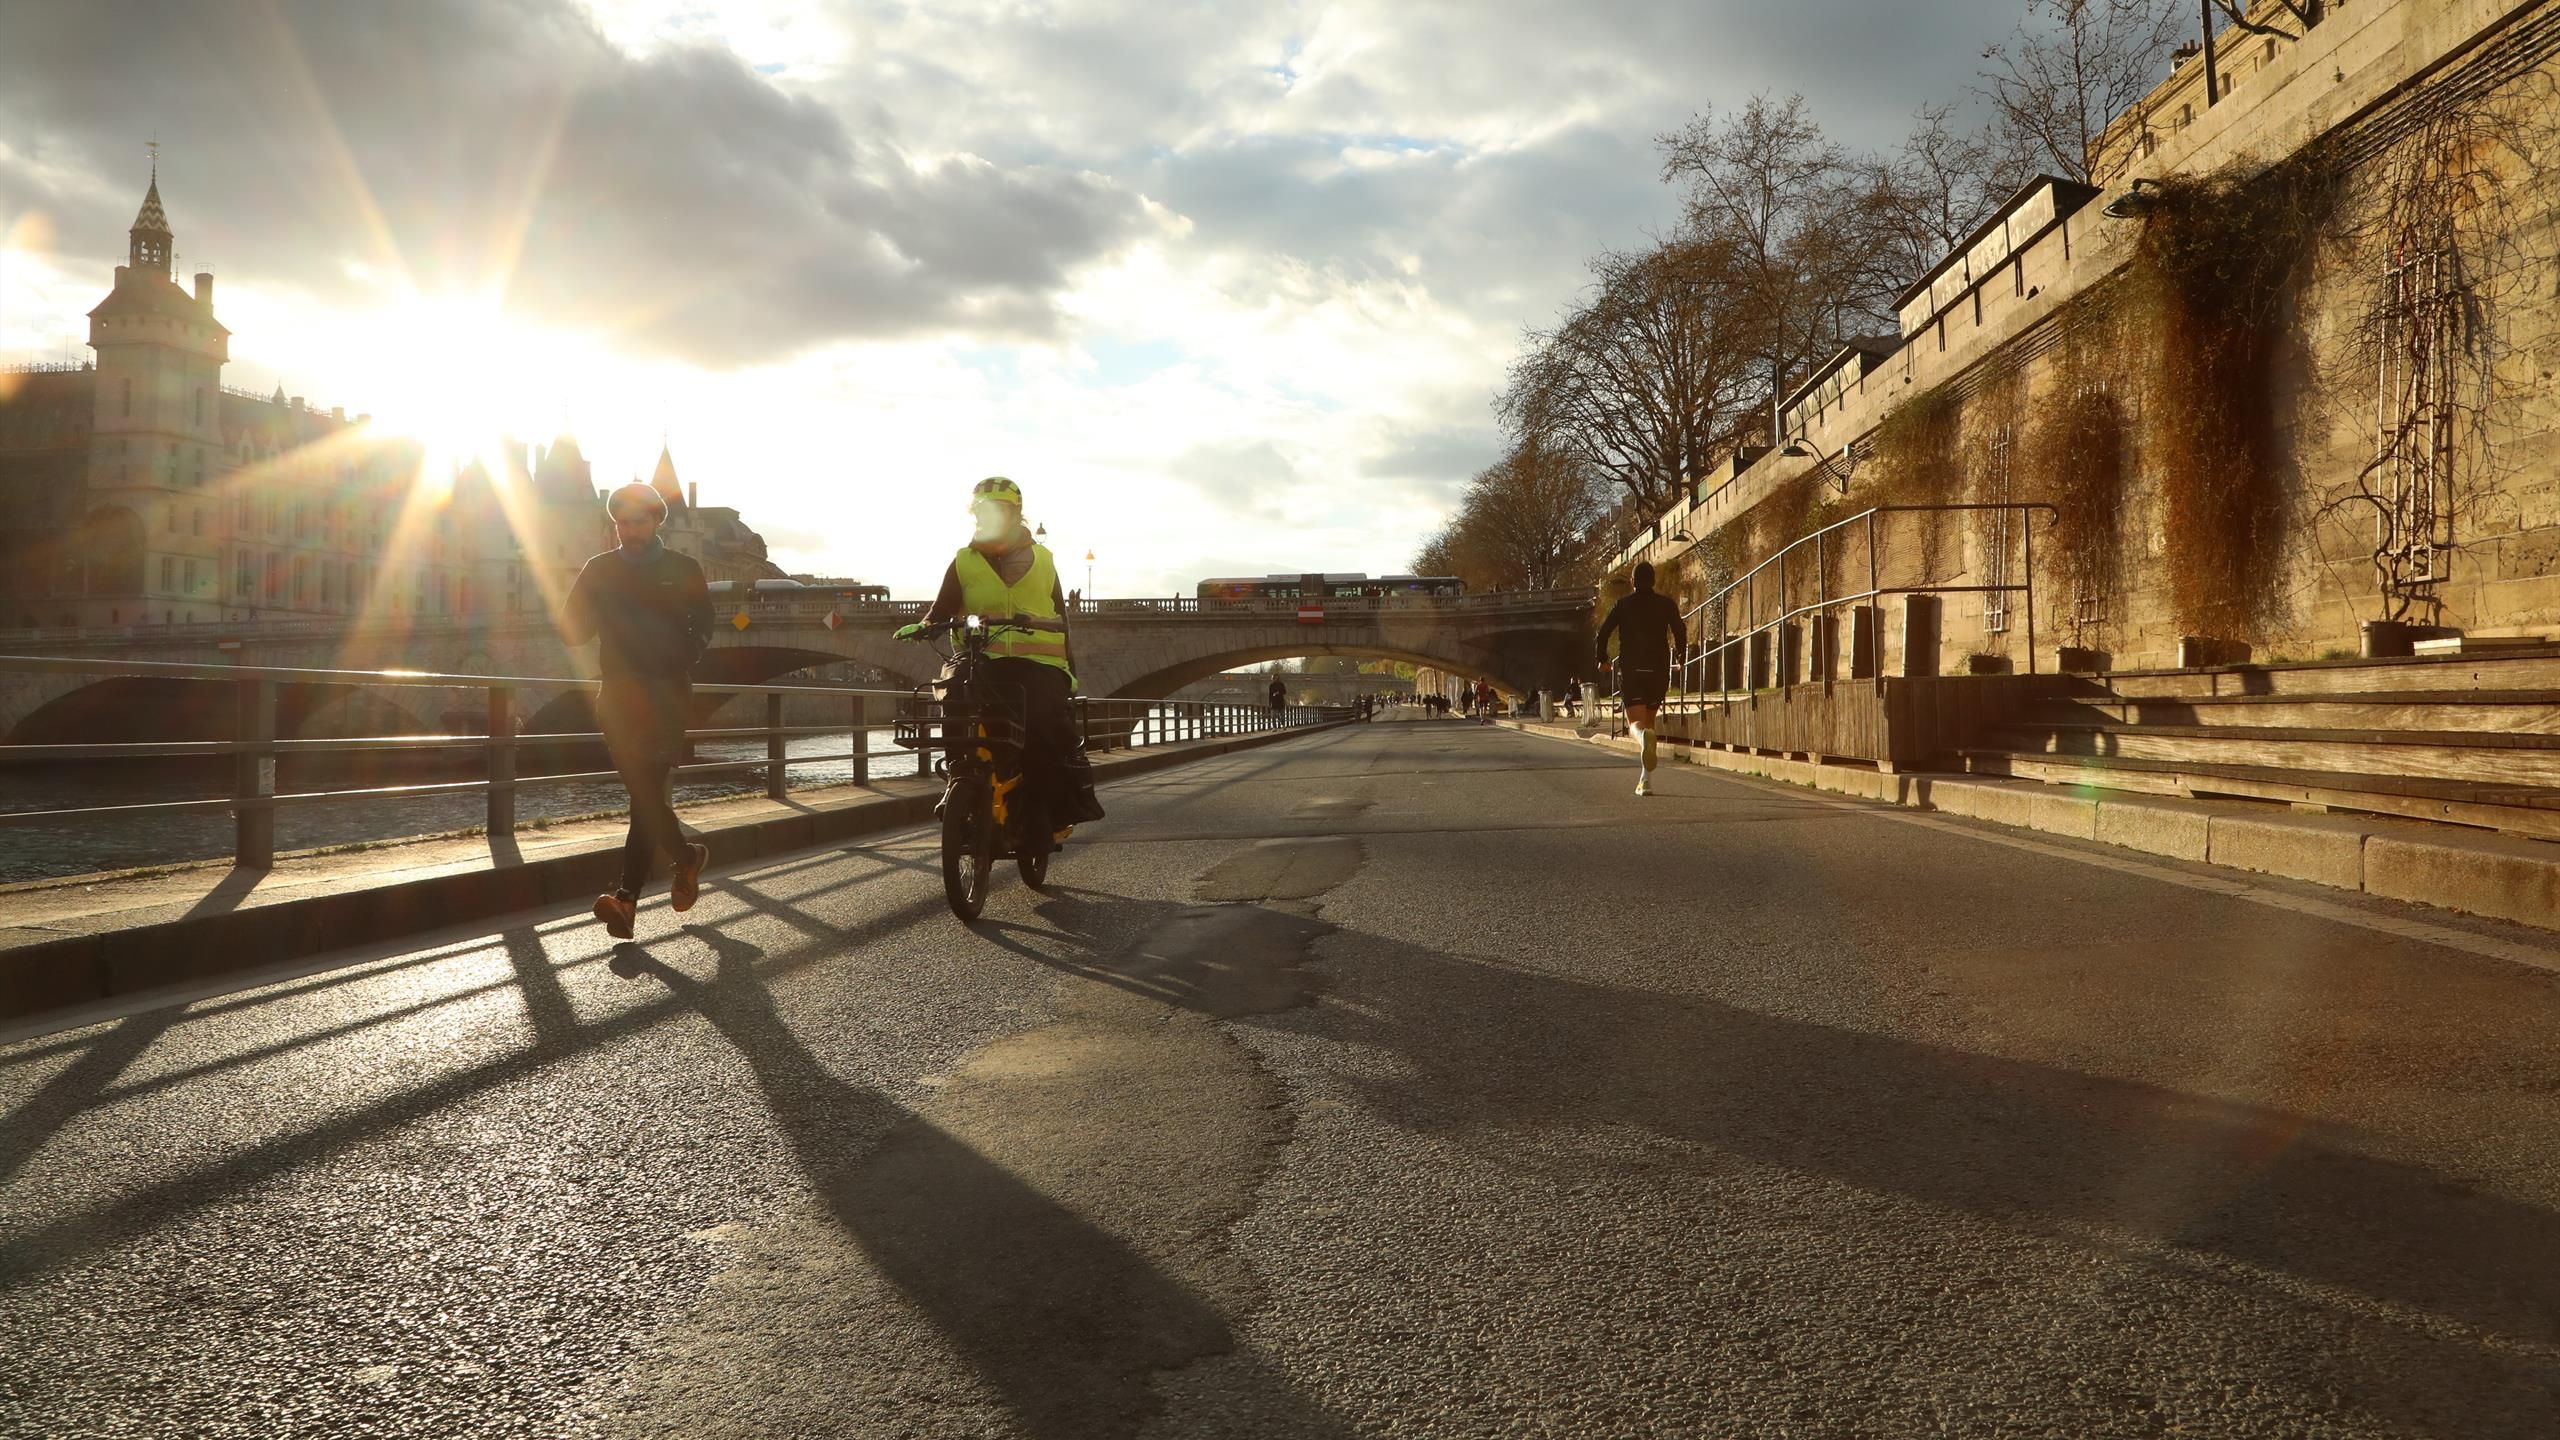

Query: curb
<box><xmin>1</xmin><ymin>721</ymin><xmax>1346</xmax><ymax>1023</ymax></box>
<box><xmin>1506</xmin><ymin>718</ymin><xmax>2560</xmax><ymax>936</ymax></box>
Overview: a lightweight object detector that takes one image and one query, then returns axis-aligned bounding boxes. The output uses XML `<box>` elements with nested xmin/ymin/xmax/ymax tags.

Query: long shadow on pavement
<box><xmin>940</xmin><ymin>870</ymin><xmax>2560</xmax><ymax>1433</ymax></box>
<box><xmin>634</xmin><ymin>926</ymin><xmax>1355</xmax><ymax>1439</ymax></box>
<box><xmin>1254</xmin><ymin>929</ymin><xmax>2560</xmax><ymax>1432</ymax></box>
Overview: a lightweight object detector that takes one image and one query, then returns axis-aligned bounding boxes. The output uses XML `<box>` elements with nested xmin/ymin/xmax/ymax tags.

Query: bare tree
<box><xmin>1414</xmin><ymin>438</ymin><xmax>1610</xmax><ymax>593</ymax></box>
<box><xmin>1978</xmin><ymin>0</ymin><xmax>2185</xmax><ymax>186</ymax></box>
<box><xmin>2206</xmin><ymin>0</ymin><xmax>2324</xmax><ymax>41</ymax></box>
<box><xmin>1658</xmin><ymin>95</ymin><xmax>1912</xmax><ymax>445</ymax></box>
<box><xmin>1501</xmin><ymin>236</ymin><xmax>1763</xmax><ymax>519</ymax></box>
<box><xmin>1877</xmin><ymin>102</ymin><xmax>2024</xmax><ymax>291</ymax></box>
<box><xmin>1469</xmin><ymin>439</ymin><xmax>1611</xmax><ymax>592</ymax></box>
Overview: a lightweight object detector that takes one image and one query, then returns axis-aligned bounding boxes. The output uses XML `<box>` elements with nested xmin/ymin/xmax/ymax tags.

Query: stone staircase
<box><xmin>1957</xmin><ymin>646</ymin><xmax>2560</xmax><ymax>841</ymax></box>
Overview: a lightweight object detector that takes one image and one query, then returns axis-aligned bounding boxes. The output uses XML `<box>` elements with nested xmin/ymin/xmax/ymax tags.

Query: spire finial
<box><xmin>146</xmin><ymin>139</ymin><xmax>158</xmax><ymax>184</ymax></box>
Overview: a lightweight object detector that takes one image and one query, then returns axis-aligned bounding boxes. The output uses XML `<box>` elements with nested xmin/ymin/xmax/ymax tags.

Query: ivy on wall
<box><xmin>1869</xmin><ymin>386</ymin><xmax>1966</xmax><ymax>581</ymax></box>
<box><xmin>2020</xmin><ymin>293</ymin><xmax>2133</xmax><ymax>646</ymax></box>
<box><xmin>2126</xmin><ymin>152</ymin><xmax>2342</xmax><ymax>640</ymax></box>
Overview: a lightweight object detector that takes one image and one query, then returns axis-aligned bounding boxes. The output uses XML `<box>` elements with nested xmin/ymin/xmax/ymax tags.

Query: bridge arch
<box><xmin>517</xmin><ymin>644</ymin><xmax>932</xmax><ymax>738</ymax></box>
<box><xmin>3</xmin><ymin>675</ymin><xmax>440</xmax><ymax>746</ymax></box>
<box><xmin>1107</xmin><ymin>642</ymin><xmax>1528</xmax><ymax>703</ymax></box>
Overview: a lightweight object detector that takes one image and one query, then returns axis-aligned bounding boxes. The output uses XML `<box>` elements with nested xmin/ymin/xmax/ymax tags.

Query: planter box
<box><xmin>2057</xmin><ymin>645</ymin><xmax>2110</xmax><ymax>674</ymax></box>
<box><xmin>2359</xmin><ymin>620</ymin><xmax>2459</xmax><ymax>658</ymax></box>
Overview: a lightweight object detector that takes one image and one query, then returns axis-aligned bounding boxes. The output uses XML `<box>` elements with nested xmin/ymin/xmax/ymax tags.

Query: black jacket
<box><xmin>565</xmin><ymin>542</ymin><xmax>713</xmax><ymax>685</ymax></box>
<box><xmin>1596</xmin><ymin>587</ymin><xmax>1686</xmax><ymax>677</ymax></box>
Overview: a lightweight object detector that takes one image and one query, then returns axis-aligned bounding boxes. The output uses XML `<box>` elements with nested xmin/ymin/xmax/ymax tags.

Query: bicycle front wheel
<box><xmin>942</xmin><ymin>777</ymin><xmax>995</xmax><ymax>921</ymax></box>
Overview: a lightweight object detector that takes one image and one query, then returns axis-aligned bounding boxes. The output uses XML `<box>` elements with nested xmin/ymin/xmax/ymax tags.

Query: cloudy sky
<box><xmin>0</xmin><ymin>0</ymin><xmax>2029</xmax><ymax>598</ymax></box>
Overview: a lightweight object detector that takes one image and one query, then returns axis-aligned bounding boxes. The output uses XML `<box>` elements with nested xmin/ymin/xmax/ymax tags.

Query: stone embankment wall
<box><xmin>1639</xmin><ymin>0</ymin><xmax>2560</xmax><ymax>674</ymax></box>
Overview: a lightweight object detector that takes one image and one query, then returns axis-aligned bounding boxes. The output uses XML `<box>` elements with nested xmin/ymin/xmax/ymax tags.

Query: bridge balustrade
<box><xmin>0</xmin><ymin>654</ymin><xmax>1344</xmax><ymax>872</ymax></box>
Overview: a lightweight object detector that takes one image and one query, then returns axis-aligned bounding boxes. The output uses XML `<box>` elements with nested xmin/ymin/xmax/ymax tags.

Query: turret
<box><xmin>129</xmin><ymin>160</ymin><xmax>173</xmax><ymax>277</ymax></box>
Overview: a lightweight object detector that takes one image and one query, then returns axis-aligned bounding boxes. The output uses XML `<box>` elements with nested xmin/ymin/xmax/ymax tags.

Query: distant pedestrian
<box><xmin>1269</xmin><ymin>675</ymin><xmax>1287</xmax><ymax>713</ymax></box>
<box><xmin>568</xmin><ymin>482</ymin><xmax>714</xmax><ymax>940</ymax></box>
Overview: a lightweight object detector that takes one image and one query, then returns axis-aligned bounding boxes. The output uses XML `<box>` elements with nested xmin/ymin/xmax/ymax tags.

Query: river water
<box><xmin>0</xmin><ymin>709</ymin><xmax>1216</xmax><ymax>883</ymax></box>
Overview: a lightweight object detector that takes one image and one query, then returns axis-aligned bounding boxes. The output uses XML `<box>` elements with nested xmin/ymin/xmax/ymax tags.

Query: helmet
<box><xmin>606</xmin><ymin>481</ymin><xmax>666</xmax><ymax>520</ymax></box>
<box><xmin>971</xmin><ymin>475</ymin><xmax>1023</xmax><ymax>507</ymax></box>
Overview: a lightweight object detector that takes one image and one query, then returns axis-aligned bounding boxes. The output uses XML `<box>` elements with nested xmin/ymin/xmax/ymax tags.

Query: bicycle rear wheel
<box><xmin>941</xmin><ymin>777</ymin><xmax>995</xmax><ymax>921</ymax></box>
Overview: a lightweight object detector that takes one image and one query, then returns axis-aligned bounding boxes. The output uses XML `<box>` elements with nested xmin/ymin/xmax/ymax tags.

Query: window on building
<box><xmin>264</xmin><ymin>498</ymin><xmax>278</xmax><ymax>536</ymax></box>
<box><xmin>159</xmin><ymin>555</ymin><xmax>174</xmax><ymax>592</ymax></box>
<box><xmin>121</xmin><ymin>378</ymin><xmax>132</xmax><ymax>418</ymax></box>
<box><xmin>191</xmin><ymin>507</ymin><xmax>202</xmax><ymax>536</ymax></box>
<box><xmin>236</xmin><ymin>553</ymin><xmax>251</xmax><ymax>597</ymax></box>
<box><xmin>265</xmin><ymin>552</ymin><xmax>283</xmax><ymax>599</ymax></box>
<box><xmin>294</xmin><ymin>555</ymin><xmax>309</xmax><ymax>605</ymax></box>
<box><xmin>194</xmin><ymin>389</ymin><xmax>204</xmax><ymax>428</ymax></box>
<box><xmin>184</xmin><ymin>557</ymin><xmax>199</xmax><ymax>594</ymax></box>
<box><xmin>163</xmin><ymin>506</ymin><xmax>175</xmax><ymax>534</ymax></box>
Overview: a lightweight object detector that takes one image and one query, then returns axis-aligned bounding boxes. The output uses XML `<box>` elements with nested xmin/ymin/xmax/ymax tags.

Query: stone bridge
<box><xmin>0</xmin><ymin>591</ymin><xmax>1592</xmax><ymax>742</ymax></box>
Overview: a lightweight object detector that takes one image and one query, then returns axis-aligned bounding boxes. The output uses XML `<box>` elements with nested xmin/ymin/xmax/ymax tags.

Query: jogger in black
<box><xmin>1595</xmin><ymin>561</ymin><xmax>1687</xmax><ymax>795</ymax></box>
<box><xmin>566</xmin><ymin>482</ymin><xmax>715</xmax><ymax>939</ymax></box>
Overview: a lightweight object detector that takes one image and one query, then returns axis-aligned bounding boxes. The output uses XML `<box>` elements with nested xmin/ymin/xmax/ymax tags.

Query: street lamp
<box><xmin>1781</xmin><ymin>438</ymin><xmax>1861</xmax><ymax>495</ymax></box>
<box><xmin>1085</xmin><ymin>548</ymin><xmax>1095</xmax><ymax>598</ymax></box>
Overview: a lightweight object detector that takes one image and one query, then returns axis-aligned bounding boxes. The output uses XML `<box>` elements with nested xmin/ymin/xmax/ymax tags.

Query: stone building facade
<box><xmin>0</xmin><ymin>169</ymin><xmax>784</xmax><ymax>631</ymax></box>
<box><xmin>1619</xmin><ymin>0</ymin><xmax>2560</xmax><ymax>675</ymax></box>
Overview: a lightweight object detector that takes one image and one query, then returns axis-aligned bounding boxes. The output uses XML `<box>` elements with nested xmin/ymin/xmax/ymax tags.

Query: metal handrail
<box><xmin>0</xmin><ymin>652</ymin><xmax>1344</xmax><ymax>870</ymax></box>
<box><xmin>1672</xmin><ymin>503</ymin><xmax>2057</xmax><ymax>702</ymax></box>
<box><xmin>0</xmin><ymin>587</ymin><xmax>1597</xmax><ymax>646</ymax></box>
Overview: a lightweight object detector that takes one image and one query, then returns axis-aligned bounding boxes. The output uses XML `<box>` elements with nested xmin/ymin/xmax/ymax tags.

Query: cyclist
<box><xmin>1595</xmin><ymin>560</ymin><xmax>1687</xmax><ymax>795</ymax></box>
<box><xmin>897</xmin><ymin>477</ymin><xmax>1103</xmax><ymax>848</ymax></box>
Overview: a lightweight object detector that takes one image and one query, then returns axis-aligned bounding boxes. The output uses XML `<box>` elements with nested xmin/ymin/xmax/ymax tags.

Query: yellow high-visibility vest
<box><xmin>952</xmin><ymin>543</ymin><xmax>1074</xmax><ymax>683</ymax></box>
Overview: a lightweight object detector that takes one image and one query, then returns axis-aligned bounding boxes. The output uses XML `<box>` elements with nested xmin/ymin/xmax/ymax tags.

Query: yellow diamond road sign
<box><xmin>731</xmin><ymin>608</ymin><xmax>751</xmax><ymax>631</ymax></box>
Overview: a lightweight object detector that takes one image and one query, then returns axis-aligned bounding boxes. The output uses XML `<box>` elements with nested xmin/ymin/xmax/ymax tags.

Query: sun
<box><xmin>361</xmin><ymin>289</ymin><xmax>541</xmax><ymax>480</ymax></box>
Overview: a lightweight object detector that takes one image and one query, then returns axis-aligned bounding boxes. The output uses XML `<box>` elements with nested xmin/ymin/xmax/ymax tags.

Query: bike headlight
<box><xmin>965</xmin><ymin>614</ymin><xmax>985</xmax><ymax>631</ymax></box>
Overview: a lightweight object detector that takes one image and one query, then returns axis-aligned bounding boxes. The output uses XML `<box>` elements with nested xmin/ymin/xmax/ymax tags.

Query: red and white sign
<box><xmin>215</xmin><ymin>638</ymin><xmax>244</xmax><ymax>654</ymax></box>
<box><xmin>1296</xmin><ymin>604</ymin><xmax>1324</xmax><ymax>624</ymax></box>
<box><xmin>822</xmin><ymin>609</ymin><xmax>843</xmax><ymax>631</ymax></box>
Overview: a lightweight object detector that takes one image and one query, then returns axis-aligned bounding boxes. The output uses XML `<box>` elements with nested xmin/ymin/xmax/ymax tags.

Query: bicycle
<box><xmin>893</xmin><ymin>615</ymin><xmax>1058</xmax><ymax>920</ymax></box>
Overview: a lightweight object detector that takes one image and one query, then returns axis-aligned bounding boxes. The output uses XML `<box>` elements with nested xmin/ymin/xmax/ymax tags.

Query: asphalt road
<box><xmin>5</xmin><ymin>717</ymin><xmax>2560</xmax><ymax>1438</ymax></box>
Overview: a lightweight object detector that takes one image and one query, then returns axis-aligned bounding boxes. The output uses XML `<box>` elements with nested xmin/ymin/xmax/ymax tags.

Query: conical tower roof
<box><xmin>649</xmin><ymin>444</ymin><xmax>686</xmax><ymax>513</ymax></box>
<box><xmin>132</xmin><ymin>179</ymin><xmax>170</xmax><ymax>237</ymax></box>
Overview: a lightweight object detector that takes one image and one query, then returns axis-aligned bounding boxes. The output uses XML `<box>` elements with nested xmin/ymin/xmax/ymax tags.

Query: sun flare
<box><xmin>359</xmin><ymin>290</ymin><xmax>544</xmax><ymax>482</ymax></box>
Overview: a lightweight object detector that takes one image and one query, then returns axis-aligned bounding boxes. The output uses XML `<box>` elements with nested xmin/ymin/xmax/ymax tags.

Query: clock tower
<box><xmin>78</xmin><ymin>156</ymin><xmax>231</xmax><ymax>624</ymax></box>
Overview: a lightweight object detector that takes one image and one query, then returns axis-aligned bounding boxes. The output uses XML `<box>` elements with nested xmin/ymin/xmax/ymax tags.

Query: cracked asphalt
<box><xmin>5</xmin><ymin>717</ymin><xmax>2560</xmax><ymax>1437</ymax></box>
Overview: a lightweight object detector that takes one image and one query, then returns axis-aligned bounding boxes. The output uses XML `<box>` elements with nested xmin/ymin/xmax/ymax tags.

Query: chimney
<box><xmin>193</xmin><ymin>271</ymin><xmax>214</xmax><ymax>305</ymax></box>
<box><xmin>689</xmin><ymin>482</ymin><xmax>699</xmax><ymax>510</ymax></box>
<box><xmin>291</xmin><ymin>395</ymin><xmax>305</xmax><ymax>411</ymax></box>
<box><xmin>331</xmin><ymin>406</ymin><xmax>345</xmax><ymax>422</ymax></box>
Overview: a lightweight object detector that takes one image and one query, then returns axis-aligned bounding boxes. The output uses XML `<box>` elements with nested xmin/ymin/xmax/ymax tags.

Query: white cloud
<box><xmin>0</xmin><ymin>0</ymin><xmax>2030</xmax><ymax>610</ymax></box>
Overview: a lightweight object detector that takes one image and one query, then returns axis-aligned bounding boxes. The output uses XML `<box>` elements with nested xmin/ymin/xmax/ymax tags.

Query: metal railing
<box><xmin>0</xmin><ymin>587</ymin><xmax>1596</xmax><ymax>646</ymax></box>
<box><xmin>0</xmin><ymin>654</ymin><xmax>1343</xmax><ymax>870</ymax></box>
<box><xmin>1674</xmin><ymin>503</ymin><xmax>2057</xmax><ymax>703</ymax></box>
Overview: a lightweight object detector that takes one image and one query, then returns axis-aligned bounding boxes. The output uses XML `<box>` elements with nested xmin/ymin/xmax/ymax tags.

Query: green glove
<box><xmin>894</xmin><ymin>622</ymin><xmax>927</xmax><ymax>641</ymax></box>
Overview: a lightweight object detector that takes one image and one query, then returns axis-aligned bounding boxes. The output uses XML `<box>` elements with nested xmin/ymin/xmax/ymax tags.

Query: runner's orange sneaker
<box><xmin>670</xmin><ymin>843</ymin><xmax>709</xmax><ymax>913</ymax></box>
<box><xmin>593</xmin><ymin>890</ymin><xmax>637</xmax><ymax>940</ymax></box>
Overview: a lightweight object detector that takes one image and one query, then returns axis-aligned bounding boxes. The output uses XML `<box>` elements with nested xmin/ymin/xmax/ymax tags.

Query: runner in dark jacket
<box><xmin>566</xmin><ymin>482</ymin><xmax>714</xmax><ymax>939</ymax></box>
<box><xmin>1595</xmin><ymin>561</ymin><xmax>1687</xmax><ymax>795</ymax></box>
